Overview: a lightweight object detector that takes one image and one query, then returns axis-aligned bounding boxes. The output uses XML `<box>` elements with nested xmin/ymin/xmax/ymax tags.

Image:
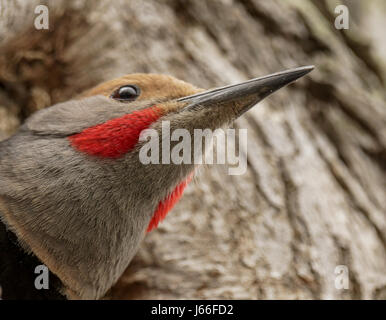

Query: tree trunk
<box><xmin>0</xmin><ymin>0</ymin><xmax>385</xmax><ymax>299</ymax></box>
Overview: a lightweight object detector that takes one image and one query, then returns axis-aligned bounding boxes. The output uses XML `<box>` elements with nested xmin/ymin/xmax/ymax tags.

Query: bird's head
<box><xmin>0</xmin><ymin>67</ymin><xmax>313</xmax><ymax>299</ymax></box>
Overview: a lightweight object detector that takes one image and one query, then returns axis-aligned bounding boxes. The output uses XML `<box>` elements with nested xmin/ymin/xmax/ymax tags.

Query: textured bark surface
<box><xmin>0</xmin><ymin>0</ymin><xmax>385</xmax><ymax>299</ymax></box>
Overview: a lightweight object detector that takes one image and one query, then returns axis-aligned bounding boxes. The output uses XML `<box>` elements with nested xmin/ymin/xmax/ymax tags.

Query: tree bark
<box><xmin>0</xmin><ymin>0</ymin><xmax>385</xmax><ymax>299</ymax></box>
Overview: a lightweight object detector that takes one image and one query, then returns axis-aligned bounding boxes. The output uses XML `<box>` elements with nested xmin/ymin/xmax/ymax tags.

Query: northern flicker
<box><xmin>0</xmin><ymin>66</ymin><xmax>313</xmax><ymax>300</ymax></box>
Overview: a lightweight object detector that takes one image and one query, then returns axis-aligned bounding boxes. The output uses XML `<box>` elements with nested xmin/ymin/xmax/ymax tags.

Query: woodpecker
<box><xmin>0</xmin><ymin>66</ymin><xmax>313</xmax><ymax>300</ymax></box>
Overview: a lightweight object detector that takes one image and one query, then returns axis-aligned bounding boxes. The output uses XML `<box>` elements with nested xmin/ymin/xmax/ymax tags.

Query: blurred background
<box><xmin>0</xmin><ymin>0</ymin><xmax>385</xmax><ymax>299</ymax></box>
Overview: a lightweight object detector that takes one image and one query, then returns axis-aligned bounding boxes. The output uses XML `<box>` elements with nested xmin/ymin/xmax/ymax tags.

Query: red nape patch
<box><xmin>147</xmin><ymin>174</ymin><xmax>194</xmax><ymax>233</ymax></box>
<box><xmin>69</xmin><ymin>106</ymin><xmax>162</xmax><ymax>158</ymax></box>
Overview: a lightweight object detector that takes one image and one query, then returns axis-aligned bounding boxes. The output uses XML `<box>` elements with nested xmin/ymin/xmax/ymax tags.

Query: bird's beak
<box><xmin>178</xmin><ymin>66</ymin><xmax>314</xmax><ymax>117</ymax></box>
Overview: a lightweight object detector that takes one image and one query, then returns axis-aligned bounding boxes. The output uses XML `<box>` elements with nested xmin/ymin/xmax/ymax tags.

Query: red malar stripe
<box><xmin>69</xmin><ymin>106</ymin><xmax>161</xmax><ymax>158</ymax></box>
<box><xmin>69</xmin><ymin>105</ymin><xmax>192</xmax><ymax>233</ymax></box>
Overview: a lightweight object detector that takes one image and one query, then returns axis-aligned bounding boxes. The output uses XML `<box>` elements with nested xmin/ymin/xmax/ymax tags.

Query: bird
<box><xmin>0</xmin><ymin>66</ymin><xmax>313</xmax><ymax>300</ymax></box>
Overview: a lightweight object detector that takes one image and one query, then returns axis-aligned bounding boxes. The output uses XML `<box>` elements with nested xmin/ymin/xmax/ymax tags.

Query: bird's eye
<box><xmin>111</xmin><ymin>85</ymin><xmax>140</xmax><ymax>102</ymax></box>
